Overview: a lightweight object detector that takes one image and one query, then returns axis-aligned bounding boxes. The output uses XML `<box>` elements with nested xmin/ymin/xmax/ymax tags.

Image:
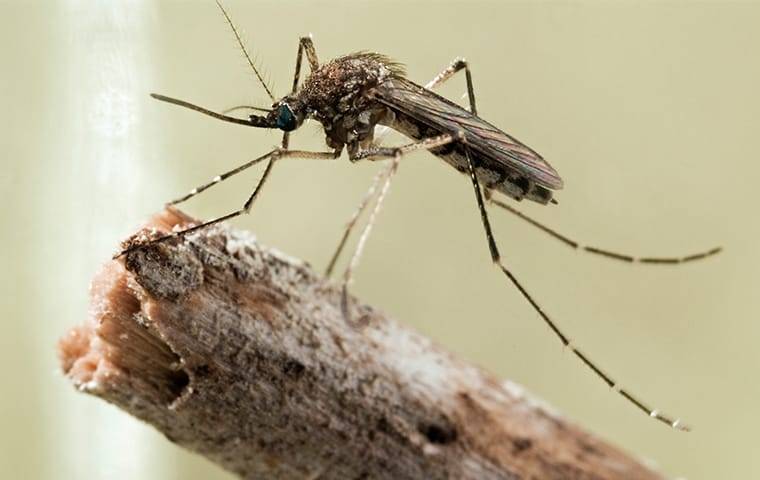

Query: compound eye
<box><xmin>275</xmin><ymin>104</ymin><xmax>297</xmax><ymax>131</ymax></box>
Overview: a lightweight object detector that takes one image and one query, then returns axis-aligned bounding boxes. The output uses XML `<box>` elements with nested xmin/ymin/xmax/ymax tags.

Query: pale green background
<box><xmin>1</xmin><ymin>1</ymin><xmax>757</xmax><ymax>479</ymax></box>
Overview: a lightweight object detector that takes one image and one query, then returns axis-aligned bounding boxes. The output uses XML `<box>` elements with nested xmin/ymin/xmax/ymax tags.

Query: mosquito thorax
<box><xmin>295</xmin><ymin>52</ymin><xmax>405</xmax><ymax>149</ymax></box>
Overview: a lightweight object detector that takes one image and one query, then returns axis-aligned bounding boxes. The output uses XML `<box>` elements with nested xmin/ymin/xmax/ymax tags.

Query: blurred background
<box><xmin>1</xmin><ymin>1</ymin><xmax>757</xmax><ymax>478</ymax></box>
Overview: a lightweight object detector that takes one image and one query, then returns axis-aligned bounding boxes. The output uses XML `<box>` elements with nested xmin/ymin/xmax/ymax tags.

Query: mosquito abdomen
<box><xmin>387</xmin><ymin>110</ymin><xmax>555</xmax><ymax>204</ymax></box>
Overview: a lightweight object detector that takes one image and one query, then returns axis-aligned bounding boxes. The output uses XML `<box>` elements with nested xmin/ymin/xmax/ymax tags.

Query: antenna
<box><xmin>215</xmin><ymin>0</ymin><xmax>275</xmax><ymax>102</ymax></box>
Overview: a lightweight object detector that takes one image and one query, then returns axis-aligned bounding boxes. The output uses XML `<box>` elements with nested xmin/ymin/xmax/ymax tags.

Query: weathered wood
<box><xmin>58</xmin><ymin>208</ymin><xmax>664</xmax><ymax>480</ymax></box>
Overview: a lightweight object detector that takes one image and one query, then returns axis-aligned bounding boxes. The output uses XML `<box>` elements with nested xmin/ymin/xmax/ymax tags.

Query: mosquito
<box><xmin>121</xmin><ymin>1</ymin><xmax>721</xmax><ymax>431</ymax></box>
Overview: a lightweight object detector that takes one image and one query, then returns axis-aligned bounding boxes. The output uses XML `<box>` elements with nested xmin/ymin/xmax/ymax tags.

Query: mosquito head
<box><xmin>269</xmin><ymin>99</ymin><xmax>306</xmax><ymax>132</ymax></box>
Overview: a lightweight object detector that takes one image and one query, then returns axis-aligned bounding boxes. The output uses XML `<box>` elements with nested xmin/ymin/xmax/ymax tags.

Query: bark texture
<box><xmin>58</xmin><ymin>208</ymin><xmax>665</xmax><ymax>480</ymax></box>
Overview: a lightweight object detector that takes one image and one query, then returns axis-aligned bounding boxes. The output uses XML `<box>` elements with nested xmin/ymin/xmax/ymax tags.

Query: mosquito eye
<box><xmin>276</xmin><ymin>104</ymin><xmax>297</xmax><ymax>131</ymax></box>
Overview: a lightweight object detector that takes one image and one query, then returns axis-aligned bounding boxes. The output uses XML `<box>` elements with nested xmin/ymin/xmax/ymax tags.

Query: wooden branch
<box><xmin>58</xmin><ymin>208</ymin><xmax>665</xmax><ymax>480</ymax></box>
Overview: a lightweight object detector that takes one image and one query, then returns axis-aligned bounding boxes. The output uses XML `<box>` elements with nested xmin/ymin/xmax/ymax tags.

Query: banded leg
<box><xmin>325</xmin><ymin>129</ymin><xmax>457</xmax><ymax>280</ymax></box>
<box><xmin>329</xmin><ymin>58</ymin><xmax>478</xmax><ymax>276</ymax></box>
<box><xmin>167</xmin><ymin>142</ymin><xmax>342</xmax><ymax>207</ymax></box>
<box><xmin>282</xmin><ymin>36</ymin><xmax>319</xmax><ymax>149</ymax></box>
<box><xmin>426</xmin><ymin>57</ymin><xmax>477</xmax><ymax>114</ymax></box>
<box><xmin>291</xmin><ymin>36</ymin><xmax>319</xmax><ymax>92</ymax></box>
<box><xmin>464</xmin><ymin>146</ymin><xmax>688</xmax><ymax>430</ymax></box>
<box><xmin>486</xmin><ymin>195</ymin><xmax>721</xmax><ymax>264</ymax></box>
<box><xmin>340</xmin><ymin>156</ymin><xmax>400</xmax><ymax>320</ymax></box>
<box><xmin>324</xmin><ymin>166</ymin><xmax>388</xmax><ymax>277</ymax></box>
<box><xmin>339</xmin><ymin>134</ymin><xmax>460</xmax><ymax>318</ymax></box>
<box><xmin>166</xmin><ymin>150</ymin><xmax>276</xmax><ymax>207</ymax></box>
<box><xmin>329</xmin><ymin>133</ymin><xmax>457</xmax><ymax>280</ymax></box>
<box><xmin>350</xmin><ymin>133</ymin><xmax>457</xmax><ymax>162</ymax></box>
<box><xmin>116</xmin><ymin>149</ymin><xmax>339</xmax><ymax>258</ymax></box>
<box><xmin>427</xmin><ymin>57</ymin><xmax>718</xmax><ymax>265</ymax></box>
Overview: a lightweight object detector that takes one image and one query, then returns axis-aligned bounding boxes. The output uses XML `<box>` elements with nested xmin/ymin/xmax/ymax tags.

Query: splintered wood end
<box><xmin>58</xmin><ymin>209</ymin><xmax>193</xmax><ymax>406</ymax></box>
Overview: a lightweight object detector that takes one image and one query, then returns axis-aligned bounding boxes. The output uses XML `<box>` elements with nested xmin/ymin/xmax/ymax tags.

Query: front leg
<box><xmin>116</xmin><ymin>148</ymin><xmax>340</xmax><ymax>258</ymax></box>
<box><xmin>283</xmin><ymin>36</ymin><xmax>320</xmax><ymax>149</ymax></box>
<box><xmin>291</xmin><ymin>36</ymin><xmax>320</xmax><ymax>93</ymax></box>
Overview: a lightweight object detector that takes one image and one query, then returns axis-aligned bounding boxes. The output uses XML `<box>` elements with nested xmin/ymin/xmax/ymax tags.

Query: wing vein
<box><xmin>375</xmin><ymin>77</ymin><xmax>563</xmax><ymax>189</ymax></box>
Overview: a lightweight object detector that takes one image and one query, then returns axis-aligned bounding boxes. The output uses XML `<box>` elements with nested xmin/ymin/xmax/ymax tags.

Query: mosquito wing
<box><xmin>374</xmin><ymin>77</ymin><xmax>563</xmax><ymax>190</ymax></box>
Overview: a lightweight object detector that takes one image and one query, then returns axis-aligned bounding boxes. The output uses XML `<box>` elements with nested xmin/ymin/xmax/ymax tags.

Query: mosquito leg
<box><xmin>166</xmin><ymin>142</ymin><xmax>342</xmax><ymax>207</ymax></box>
<box><xmin>324</xmin><ymin>134</ymin><xmax>443</xmax><ymax>277</ymax></box>
<box><xmin>350</xmin><ymin>133</ymin><xmax>457</xmax><ymax>162</ymax></box>
<box><xmin>118</xmin><ymin>157</ymin><xmax>275</xmax><ymax>259</ymax></box>
<box><xmin>487</xmin><ymin>196</ymin><xmax>721</xmax><ymax>264</ymax></box>
<box><xmin>340</xmin><ymin>155</ymin><xmax>400</xmax><ymax>321</ymax></box>
<box><xmin>463</xmin><ymin>145</ymin><xmax>689</xmax><ymax>430</ymax></box>
<box><xmin>328</xmin><ymin>134</ymin><xmax>459</xmax><ymax>280</ymax></box>
<box><xmin>426</xmin><ymin>57</ymin><xmax>477</xmax><ymax>114</ymax></box>
<box><xmin>282</xmin><ymin>36</ymin><xmax>320</xmax><ymax>149</ymax></box>
<box><xmin>337</xmin><ymin>133</ymin><xmax>462</xmax><ymax>318</ymax></box>
<box><xmin>166</xmin><ymin>149</ymin><xmax>277</xmax><ymax>207</ymax></box>
<box><xmin>323</xmin><ymin>131</ymin><xmax>436</xmax><ymax>277</ymax></box>
<box><xmin>116</xmin><ymin>149</ymin><xmax>340</xmax><ymax>258</ymax></box>
<box><xmin>291</xmin><ymin>36</ymin><xmax>319</xmax><ymax>93</ymax></box>
<box><xmin>324</xmin><ymin>165</ymin><xmax>389</xmax><ymax>277</ymax></box>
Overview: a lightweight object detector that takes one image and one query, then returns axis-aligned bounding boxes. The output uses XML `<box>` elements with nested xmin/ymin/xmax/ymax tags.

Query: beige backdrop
<box><xmin>2</xmin><ymin>1</ymin><xmax>757</xmax><ymax>479</ymax></box>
